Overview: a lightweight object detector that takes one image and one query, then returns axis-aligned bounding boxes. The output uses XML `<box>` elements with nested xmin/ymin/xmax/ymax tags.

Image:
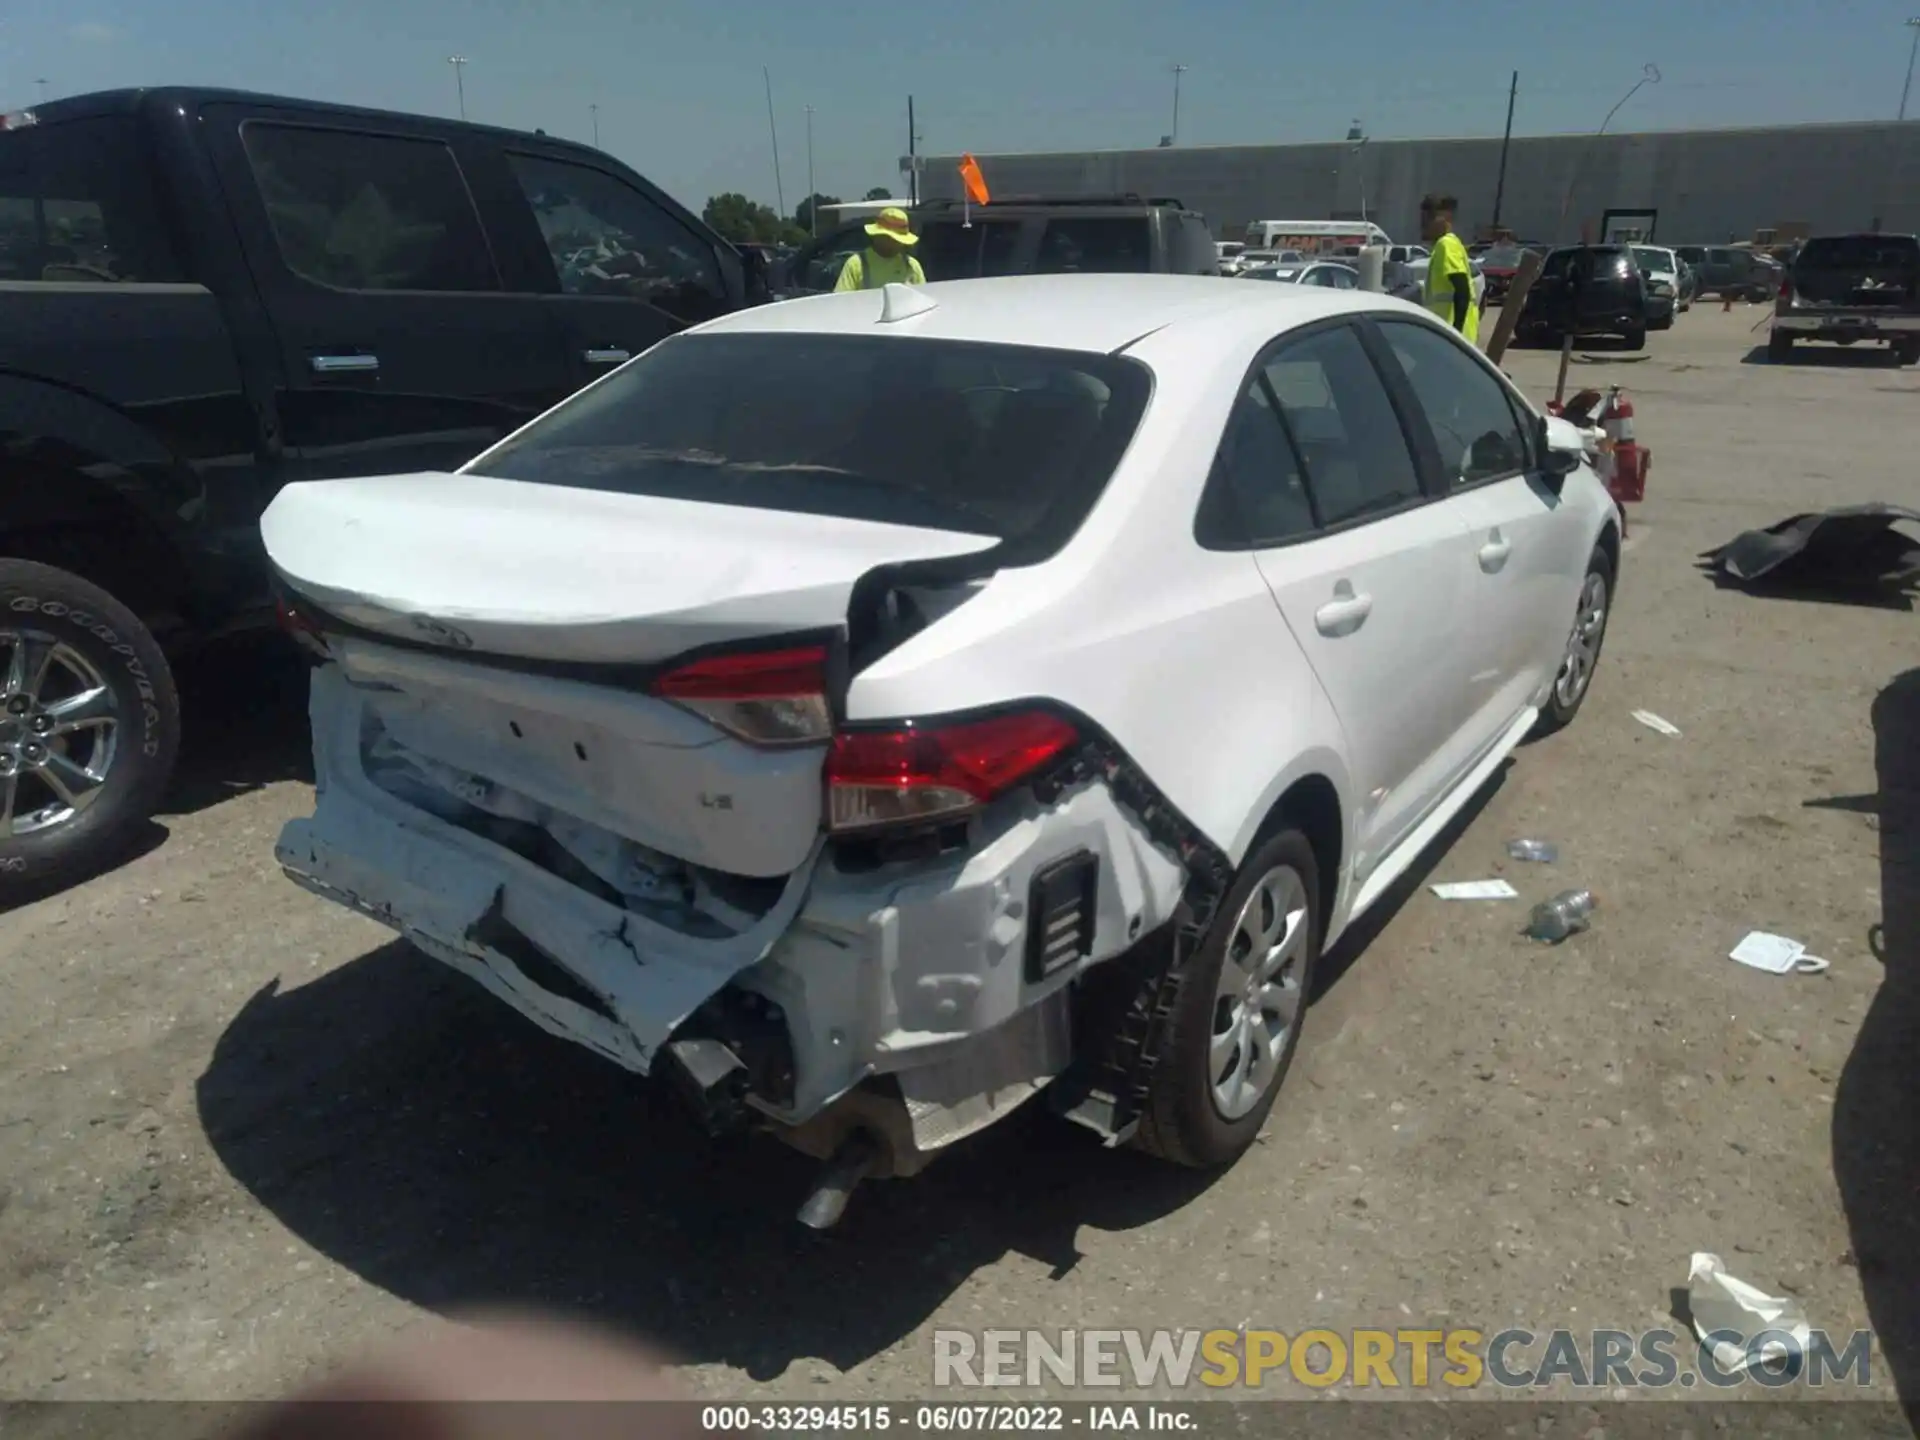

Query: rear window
<box><xmin>1631</xmin><ymin>247</ymin><xmax>1672</xmax><ymax>272</ymax></box>
<box><xmin>466</xmin><ymin>332</ymin><xmax>1152</xmax><ymax>561</ymax></box>
<box><xmin>1795</xmin><ymin>235</ymin><xmax>1920</xmax><ymax>270</ymax></box>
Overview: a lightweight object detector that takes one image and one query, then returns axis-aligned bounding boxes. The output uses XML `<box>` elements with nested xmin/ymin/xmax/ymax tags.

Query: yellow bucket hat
<box><xmin>864</xmin><ymin>207</ymin><xmax>919</xmax><ymax>245</ymax></box>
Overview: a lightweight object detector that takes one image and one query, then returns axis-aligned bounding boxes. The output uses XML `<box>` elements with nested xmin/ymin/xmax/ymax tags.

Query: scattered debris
<box><xmin>1631</xmin><ymin>710</ymin><xmax>1682</xmax><ymax>737</ymax></box>
<box><xmin>1431</xmin><ymin>880</ymin><xmax>1520</xmax><ymax>901</ymax></box>
<box><xmin>1701</xmin><ymin>503</ymin><xmax>1920</xmax><ymax>591</ymax></box>
<box><xmin>1506</xmin><ymin>839</ymin><xmax>1560</xmax><ymax>863</ymax></box>
<box><xmin>1729</xmin><ymin>932</ymin><xmax>1831</xmax><ymax>976</ymax></box>
<box><xmin>1526</xmin><ymin>889</ymin><xmax>1597</xmax><ymax>944</ymax></box>
<box><xmin>1686</xmin><ymin>1252</ymin><xmax>1813</xmax><ymax>1376</ymax></box>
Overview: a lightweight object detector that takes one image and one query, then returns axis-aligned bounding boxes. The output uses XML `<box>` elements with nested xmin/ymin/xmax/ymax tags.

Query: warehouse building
<box><xmin>922</xmin><ymin>121</ymin><xmax>1920</xmax><ymax>246</ymax></box>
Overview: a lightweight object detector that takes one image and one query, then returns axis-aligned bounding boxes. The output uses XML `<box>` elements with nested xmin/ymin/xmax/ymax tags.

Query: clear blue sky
<box><xmin>10</xmin><ymin>0</ymin><xmax>1919</xmax><ymax>220</ymax></box>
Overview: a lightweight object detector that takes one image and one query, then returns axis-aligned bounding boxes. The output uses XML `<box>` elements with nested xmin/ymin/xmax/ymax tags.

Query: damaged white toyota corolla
<box><xmin>263</xmin><ymin>275</ymin><xmax>1620</xmax><ymax>1225</ymax></box>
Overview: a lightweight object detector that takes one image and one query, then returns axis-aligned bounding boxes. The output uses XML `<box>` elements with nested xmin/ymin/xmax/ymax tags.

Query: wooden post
<box><xmin>1483</xmin><ymin>249</ymin><xmax>1543</xmax><ymax>365</ymax></box>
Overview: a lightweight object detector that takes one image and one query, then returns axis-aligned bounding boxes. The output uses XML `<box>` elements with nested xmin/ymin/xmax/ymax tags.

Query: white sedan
<box><xmin>263</xmin><ymin>275</ymin><xmax>1621</xmax><ymax>1224</ymax></box>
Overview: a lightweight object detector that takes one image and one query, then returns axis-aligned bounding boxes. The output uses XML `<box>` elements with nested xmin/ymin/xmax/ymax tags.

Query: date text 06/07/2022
<box><xmin>698</xmin><ymin>1404</ymin><xmax>1198</xmax><ymax>1433</ymax></box>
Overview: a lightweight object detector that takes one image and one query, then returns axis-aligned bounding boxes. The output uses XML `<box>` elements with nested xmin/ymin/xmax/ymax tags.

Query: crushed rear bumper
<box><xmin>278</xmin><ymin>663</ymin><xmax>1188</xmax><ymax>1165</ymax></box>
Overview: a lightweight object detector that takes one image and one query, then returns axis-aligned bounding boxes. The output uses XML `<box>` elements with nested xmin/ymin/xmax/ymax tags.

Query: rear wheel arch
<box><xmin>1596</xmin><ymin>515</ymin><xmax>1622</xmax><ymax>578</ymax></box>
<box><xmin>1246</xmin><ymin>773</ymin><xmax>1344</xmax><ymax>941</ymax></box>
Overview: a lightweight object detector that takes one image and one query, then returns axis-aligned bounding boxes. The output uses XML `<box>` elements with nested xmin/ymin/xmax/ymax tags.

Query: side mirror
<box><xmin>1537</xmin><ymin>414</ymin><xmax>1586</xmax><ymax>487</ymax></box>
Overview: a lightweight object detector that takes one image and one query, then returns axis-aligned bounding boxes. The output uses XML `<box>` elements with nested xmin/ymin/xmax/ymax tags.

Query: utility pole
<box><xmin>763</xmin><ymin>67</ymin><xmax>786</xmax><ymax>221</ymax></box>
<box><xmin>35</xmin><ymin>79</ymin><xmax>49</xmax><ymax>106</ymax></box>
<box><xmin>805</xmin><ymin>105</ymin><xmax>817</xmax><ymax>236</ymax></box>
<box><xmin>1899</xmin><ymin>17</ymin><xmax>1920</xmax><ymax>122</ymax></box>
<box><xmin>907</xmin><ymin>95</ymin><xmax>918</xmax><ymax>205</ymax></box>
<box><xmin>1491</xmin><ymin>70</ymin><xmax>1518</xmax><ymax>232</ymax></box>
<box><xmin>589</xmin><ymin>102</ymin><xmax>599</xmax><ymax>148</ymax></box>
<box><xmin>1170</xmin><ymin>63</ymin><xmax>1189</xmax><ymax>146</ymax></box>
<box><xmin>446</xmin><ymin>56</ymin><xmax>468</xmax><ymax>120</ymax></box>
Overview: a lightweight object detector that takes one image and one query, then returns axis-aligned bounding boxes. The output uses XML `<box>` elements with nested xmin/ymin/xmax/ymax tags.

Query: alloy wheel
<box><xmin>1554</xmin><ymin>571</ymin><xmax>1609</xmax><ymax>710</ymax></box>
<box><xmin>0</xmin><ymin>628</ymin><xmax>120</xmax><ymax>838</ymax></box>
<box><xmin>1208</xmin><ymin>863</ymin><xmax>1310</xmax><ymax>1121</ymax></box>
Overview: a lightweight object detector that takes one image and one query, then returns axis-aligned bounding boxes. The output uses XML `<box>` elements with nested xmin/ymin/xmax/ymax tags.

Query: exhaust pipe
<box><xmin>797</xmin><ymin>1131</ymin><xmax>881</xmax><ymax>1230</ymax></box>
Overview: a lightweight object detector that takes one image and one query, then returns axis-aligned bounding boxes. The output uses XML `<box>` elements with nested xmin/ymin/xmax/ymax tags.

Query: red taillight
<box><xmin>826</xmin><ymin>710</ymin><xmax>1079</xmax><ymax>833</ymax></box>
<box><xmin>651</xmin><ymin>645</ymin><xmax>832</xmax><ymax>745</ymax></box>
<box><xmin>1779</xmin><ymin>273</ymin><xmax>1792</xmax><ymax>301</ymax></box>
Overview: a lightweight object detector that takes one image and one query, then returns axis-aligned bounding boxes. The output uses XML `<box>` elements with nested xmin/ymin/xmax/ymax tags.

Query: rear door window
<box><xmin>1034</xmin><ymin>217</ymin><xmax>1151</xmax><ymax>274</ymax></box>
<box><xmin>1260</xmin><ymin>325</ymin><xmax>1424</xmax><ymax>528</ymax></box>
<box><xmin>506</xmin><ymin>152</ymin><xmax>728</xmax><ymax>324</ymax></box>
<box><xmin>241</xmin><ymin>123</ymin><xmax>499</xmax><ymax>291</ymax></box>
<box><xmin>917</xmin><ymin>218</ymin><xmax>1022</xmax><ymax>280</ymax></box>
<box><xmin>0</xmin><ymin>116</ymin><xmax>183</xmax><ymax>283</ymax></box>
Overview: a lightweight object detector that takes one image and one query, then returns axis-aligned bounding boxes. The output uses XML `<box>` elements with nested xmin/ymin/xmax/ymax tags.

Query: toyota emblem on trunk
<box><xmin>409</xmin><ymin>614</ymin><xmax>474</xmax><ymax>649</ymax></box>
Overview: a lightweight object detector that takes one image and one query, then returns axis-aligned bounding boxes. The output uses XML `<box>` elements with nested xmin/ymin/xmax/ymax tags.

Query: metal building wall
<box><xmin>922</xmin><ymin>122</ymin><xmax>1920</xmax><ymax>245</ymax></box>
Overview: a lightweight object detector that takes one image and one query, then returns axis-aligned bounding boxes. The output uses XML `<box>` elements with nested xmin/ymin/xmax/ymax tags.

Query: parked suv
<box><xmin>776</xmin><ymin>195</ymin><xmax>1220</xmax><ymax>294</ymax></box>
<box><xmin>0</xmin><ymin>87</ymin><xmax>755</xmax><ymax>896</ymax></box>
<box><xmin>1770</xmin><ymin>232</ymin><xmax>1920</xmax><ymax>364</ymax></box>
<box><xmin>1517</xmin><ymin>245</ymin><xmax>1651</xmax><ymax>349</ymax></box>
<box><xmin>1673</xmin><ymin>245</ymin><xmax>1772</xmax><ymax>302</ymax></box>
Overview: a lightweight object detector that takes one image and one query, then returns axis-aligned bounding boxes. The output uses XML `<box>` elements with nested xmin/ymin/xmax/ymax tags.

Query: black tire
<box><xmin>1622</xmin><ymin>324</ymin><xmax>1647</xmax><ymax>351</ymax></box>
<box><xmin>1533</xmin><ymin>542</ymin><xmax>1615</xmax><ymax>738</ymax></box>
<box><xmin>1652</xmin><ymin>313</ymin><xmax>1674</xmax><ymax>331</ymax></box>
<box><xmin>1769</xmin><ymin>330</ymin><xmax>1794</xmax><ymax>362</ymax></box>
<box><xmin>0</xmin><ymin>560</ymin><xmax>179</xmax><ymax>901</ymax></box>
<box><xmin>1895</xmin><ymin>339</ymin><xmax>1920</xmax><ymax>367</ymax></box>
<box><xmin>1134</xmin><ymin>828</ymin><xmax>1321</xmax><ymax>1169</ymax></box>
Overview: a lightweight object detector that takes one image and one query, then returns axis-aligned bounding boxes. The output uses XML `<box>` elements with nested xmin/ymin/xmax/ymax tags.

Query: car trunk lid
<box><xmin>264</xmin><ymin>472</ymin><xmax>999</xmax><ymax>878</ymax></box>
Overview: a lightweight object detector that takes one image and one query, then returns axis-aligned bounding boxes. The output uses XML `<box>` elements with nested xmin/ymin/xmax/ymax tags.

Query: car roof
<box><xmin>695</xmin><ymin>274</ymin><xmax>1402</xmax><ymax>355</ymax></box>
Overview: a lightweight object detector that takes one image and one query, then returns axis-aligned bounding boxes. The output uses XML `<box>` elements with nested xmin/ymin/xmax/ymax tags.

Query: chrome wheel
<box><xmin>0</xmin><ymin>629</ymin><xmax>119</xmax><ymax>838</ymax></box>
<box><xmin>1554</xmin><ymin>571</ymin><xmax>1609</xmax><ymax>710</ymax></box>
<box><xmin>1208</xmin><ymin>864</ymin><xmax>1309</xmax><ymax>1121</ymax></box>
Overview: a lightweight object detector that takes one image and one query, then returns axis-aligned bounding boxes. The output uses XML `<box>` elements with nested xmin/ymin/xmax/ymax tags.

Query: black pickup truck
<box><xmin>0</xmin><ymin>86</ymin><xmax>758</xmax><ymax>896</ymax></box>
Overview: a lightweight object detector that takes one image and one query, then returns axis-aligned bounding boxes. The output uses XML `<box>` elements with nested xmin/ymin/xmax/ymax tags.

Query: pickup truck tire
<box><xmin>0</xmin><ymin>560</ymin><xmax>179</xmax><ymax>900</ymax></box>
<box><xmin>1769</xmin><ymin>330</ymin><xmax>1794</xmax><ymax>362</ymax></box>
<box><xmin>1135</xmin><ymin>828</ymin><xmax>1320</xmax><ymax>1169</ymax></box>
<box><xmin>1896</xmin><ymin>338</ymin><xmax>1920</xmax><ymax>367</ymax></box>
<box><xmin>1623</xmin><ymin>324</ymin><xmax>1647</xmax><ymax>351</ymax></box>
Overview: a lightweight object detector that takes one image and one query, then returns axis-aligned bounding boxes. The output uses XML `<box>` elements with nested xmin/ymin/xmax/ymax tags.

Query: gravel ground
<box><xmin>1</xmin><ymin>303</ymin><xmax>1915</xmax><ymax>1416</ymax></box>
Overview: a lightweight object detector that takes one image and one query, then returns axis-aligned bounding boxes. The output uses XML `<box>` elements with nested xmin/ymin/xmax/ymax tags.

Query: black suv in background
<box><xmin>0</xmin><ymin>86</ymin><xmax>755</xmax><ymax>896</ymax></box>
<box><xmin>1516</xmin><ymin>245</ymin><xmax>1651</xmax><ymax>349</ymax></box>
<box><xmin>776</xmin><ymin>195</ymin><xmax>1221</xmax><ymax>294</ymax></box>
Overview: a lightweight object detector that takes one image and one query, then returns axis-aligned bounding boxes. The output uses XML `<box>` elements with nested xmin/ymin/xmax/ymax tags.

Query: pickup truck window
<box><xmin>0</xmin><ymin>117</ymin><xmax>183</xmax><ymax>284</ymax></box>
<box><xmin>240</xmin><ymin>124</ymin><xmax>500</xmax><ymax>293</ymax></box>
<box><xmin>506</xmin><ymin>153</ymin><xmax>726</xmax><ymax>325</ymax></box>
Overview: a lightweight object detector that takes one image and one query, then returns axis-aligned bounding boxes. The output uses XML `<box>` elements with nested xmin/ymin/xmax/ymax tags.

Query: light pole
<box><xmin>35</xmin><ymin>79</ymin><xmax>48</xmax><ymax>106</ymax></box>
<box><xmin>1899</xmin><ymin>17</ymin><xmax>1920</xmax><ymax>122</ymax></box>
<box><xmin>446</xmin><ymin>56</ymin><xmax>468</xmax><ymax>120</ymax></box>
<box><xmin>1556</xmin><ymin>62</ymin><xmax>1660</xmax><ymax>241</ymax></box>
<box><xmin>805</xmin><ymin>104</ymin><xmax>817</xmax><ymax>237</ymax></box>
<box><xmin>1170</xmin><ymin>63</ymin><xmax>1188</xmax><ymax>145</ymax></box>
<box><xmin>589</xmin><ymin>102</ymin><xmax>599</xmax><ymax>148</ymax></box>
<box><xmin>1351</xmin><ymin>135</ymin><xmax>1370</xmax><ymax>224</ymax></box>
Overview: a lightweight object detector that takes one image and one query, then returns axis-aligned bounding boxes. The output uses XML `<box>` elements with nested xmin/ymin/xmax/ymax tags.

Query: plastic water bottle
<box><xmin>1506</xmin><ymin>839</ymin><xmax>1560</xmax><ymax>862</ymax></box>
<box><xmin>1527</xmin><ymin>889</ymin><xmax>1597</xmax><ymax>944</ymax></box>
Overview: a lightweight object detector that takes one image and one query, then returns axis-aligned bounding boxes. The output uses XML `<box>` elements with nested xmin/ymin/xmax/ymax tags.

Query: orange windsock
<box><xmin>958</xmin><ymin>153</ymin><xmax>990</xmax><ymax>206</ymax></box>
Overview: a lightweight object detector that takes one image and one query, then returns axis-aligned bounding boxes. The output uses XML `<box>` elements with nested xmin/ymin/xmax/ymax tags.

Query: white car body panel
<box><xmin>267</xmin><ymin>274</ymin><xmax>1620</xmax><ymax>1173</ymax></box>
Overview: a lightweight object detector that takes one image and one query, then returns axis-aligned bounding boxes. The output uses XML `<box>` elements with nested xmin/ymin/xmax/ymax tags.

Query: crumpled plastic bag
<box><xmin>1687</xmin><ymin>1251</ymin><xmax>1813</xmax><ymax>1375</ymax></box>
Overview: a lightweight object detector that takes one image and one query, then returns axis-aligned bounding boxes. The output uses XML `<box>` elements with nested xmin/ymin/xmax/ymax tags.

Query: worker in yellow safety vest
<box><xmin>1419</xmin><ymin>192</ymin><xmax>1480</xmax><ymax>345</ymax></box>
<box><xmin>835</xmin><ymin>207</ymin><xmax>926</xmax><ymax>291</ymax></box>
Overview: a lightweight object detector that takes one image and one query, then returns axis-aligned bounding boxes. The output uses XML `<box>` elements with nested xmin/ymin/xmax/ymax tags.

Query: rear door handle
<box><xmin>1313</xmin><ymin>581</ymin><xmax>1373</xmax><ymax>637</ymax></box>
<box><xmin>310</xmin><ymin>354</ymin><xmax>379</xmax><ymax>375</ymax></box>
<box><xmin>1478</xmin><ymin>529</ymin><xmax>1512</xmax><ymax>571</ymax></box>
<box><xmin>583</xmin><ymin>348</ymin><xmax>631</xmax><ymax>365</ymax></box>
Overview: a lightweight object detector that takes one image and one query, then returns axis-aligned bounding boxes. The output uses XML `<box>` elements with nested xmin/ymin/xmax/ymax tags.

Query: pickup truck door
<box><xmin>200</xmin><ymin>103</ymin><xmax>575</xmax><ymax>480</ymax></box>
<box><xmin>482</xmin><ymin>145</ymin><xmax>742</xmax><ymax>390</ymax></box>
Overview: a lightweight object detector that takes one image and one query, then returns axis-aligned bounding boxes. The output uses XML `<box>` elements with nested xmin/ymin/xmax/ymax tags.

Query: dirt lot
<box><xmin>1</xmin><ymin>303</ymin><xmax>1916</xmax><ymax>1412</ymax></box>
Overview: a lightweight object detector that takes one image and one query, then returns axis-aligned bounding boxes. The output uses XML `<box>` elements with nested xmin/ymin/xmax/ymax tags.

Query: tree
<box><xmin>702</xmin><ymin>192</ymin><xmax>787</xmax><ymax>245</ymax></box>
<box><xmin>793</xmin><ymin>193</ymin><xmax>843</xmax><ymax>234</ymax></box>
<box><xmin>864</xmin><ymin>186</ymin><xmax>892</xmax><ymax>201</ymax></box>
